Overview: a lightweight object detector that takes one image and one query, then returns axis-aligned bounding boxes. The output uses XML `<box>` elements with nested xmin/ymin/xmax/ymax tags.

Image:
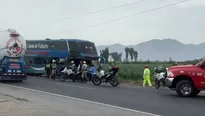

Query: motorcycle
<box><xmin>92</xmin><ymin>66</ymin><xmax>119</xmax><ymax>87</ymax></box>
<box><xmin>59</xmin><ymin>67</ymin><xmax>75</xmax><ymax>82</ymax></box>
<box><xmin>154</xmin><ymin>67</ymin><xmax>166</xmax><ymax>89</ymax></box>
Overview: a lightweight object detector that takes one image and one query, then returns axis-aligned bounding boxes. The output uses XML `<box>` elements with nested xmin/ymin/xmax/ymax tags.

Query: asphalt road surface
<box><xmin>4</xmin><ymin>76</ymin><xmax>205</xmax><ymax>116</ymax></box>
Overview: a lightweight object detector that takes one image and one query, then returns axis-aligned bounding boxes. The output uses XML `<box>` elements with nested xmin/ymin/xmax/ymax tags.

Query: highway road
<box><xmin>4</xmin><ymin>76</ymin><xmax>205</xmax><ymax>116</ymax></box>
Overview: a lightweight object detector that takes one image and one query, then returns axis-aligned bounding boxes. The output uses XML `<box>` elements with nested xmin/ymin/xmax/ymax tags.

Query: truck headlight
<box><xmin>168</xmin><ymin>71</ymin><xmax>174</xmax><ymax>78</ymax></box>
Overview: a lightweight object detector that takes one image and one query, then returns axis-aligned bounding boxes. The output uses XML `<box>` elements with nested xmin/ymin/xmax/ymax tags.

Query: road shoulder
<box><xmin>0</xmin><ymin>83</ymin><xmax>161</xmax><ymax>116</ymax></box>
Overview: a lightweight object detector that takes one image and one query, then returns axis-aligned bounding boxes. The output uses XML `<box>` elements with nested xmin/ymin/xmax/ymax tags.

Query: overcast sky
<box><xmin>0</xmin><ymin>0</ymin><xmax>204</xmax><ymax>46</ymax></box>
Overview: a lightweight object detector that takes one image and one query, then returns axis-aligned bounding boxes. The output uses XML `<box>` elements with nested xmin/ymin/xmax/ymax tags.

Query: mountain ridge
<box><xmin>96</xmin><ymin>39</ymin><xmax>205</xmax><ymax>61</ymax></box>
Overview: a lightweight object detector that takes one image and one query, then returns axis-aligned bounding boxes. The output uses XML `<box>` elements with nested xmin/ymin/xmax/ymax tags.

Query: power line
<box><xmin>59</xmin><ymin>0</ymin><xmax>190</xmax><ymax>33</ymax></box>
<box><xmin>55</xmin><ymin>0</ymin><xmax>148</xmax><ymax>21</ymax></box>
<box><xmin>28</xmin><ymin>0</ymin><xmax>190</xmax><ymax>39</ymax></box>
<box><xmin>34</xmin><ymin>0</ymin><xmax>149</xmax><ymax>25</ymax></box>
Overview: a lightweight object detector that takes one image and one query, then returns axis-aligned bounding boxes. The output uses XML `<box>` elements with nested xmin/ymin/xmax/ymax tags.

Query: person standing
<box><xmin>97</xmin><ymin>63</ymin><xmax>102</xmax><ymax>72</ymax></box>
<box><xmin>108</xmin><ymin>62</ymin><xmax>113</xmax><ymax>72</ymax></box>
<box><xmin>45</xmin><ymin>61</ymin><xmax>51</xmax><ymax>78</ymax></box>
<box><xmin>70</xmin><ymin>61</ymin><xmax>76</xmax><ymax>82</ymax></box>
<box><xmin>82</xmin><ymin>61</ymin><xmax>88</xmax><ymax>83</ymax></box>
<box><xmin>143</xmin><ymin>64</ymin><xmax>152</xmax><ymax>87</ymax></box>
<box><xmin>89</xmin><ymin>64</ymin><xmax>96</xmax><ymax>79</ymax></box>
<box><xmin>51</xmin><ymin>60</ymin><xmax>57</xmax><ymax>80</ymax></box>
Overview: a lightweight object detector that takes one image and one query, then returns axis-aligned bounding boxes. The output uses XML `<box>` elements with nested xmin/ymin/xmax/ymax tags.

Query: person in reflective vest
<box><xmin>70</xmin><ymin>61</ymin><xmax>76</xmax><ymax>82</ymax></box>
<box><xmin>82</xmin><ymin>61</ymin><xmax>88</xmax><ymax>82</ymax></box>
<box><xmin>45</xmin><ymin>61</ymin><xmax>51</xmax><ymax>78</ymax></box>
<box><xmin>108</xmin><ymin>62</ymin><xmax>114</xmax><ymax>72</ymax></box>
<box><xmin>143</xmin><ymin>64</ymin><xmax>152</xmax><ymax>87</ymax></box>
<box><xmin>51</xmin><ymin>60</ymin><xmax>57</xmax><ymax>80</ymax></box>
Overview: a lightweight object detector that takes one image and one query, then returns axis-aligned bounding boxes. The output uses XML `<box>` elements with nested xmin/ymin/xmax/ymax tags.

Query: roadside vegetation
<box><xmin>99</xmin><ymin>47</ymin><xmax>203</xmax><ymax>83</ymax></box>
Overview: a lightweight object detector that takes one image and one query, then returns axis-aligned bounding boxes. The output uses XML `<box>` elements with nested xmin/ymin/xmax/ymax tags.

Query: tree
<box><xmin>129</xmin><ymin>48</ymin><xmax>134</xmax><ymax>61</ymax></box>
<box><xmin>169</xmin><ymin>57</ymin><xmax>172</xmax><ymax>63</ymax></box>
<box><xmin>124</xmin><ymin>47</ymin><xmax>130</xmax><ymax>61</ymax></box>
<box><xmin>100</xmin><ymin>47</ymin><xmax>109</xmax><ymax>63</ymax></box>
<box><xmin>110</xmin><ymin>52</ymin><xmax>122</xmax><ymax>61</ymax></box>
<box><xmin>133</xmin><ymin>50</ymin><xmax>138</xmax><ymax>62</ymax></box>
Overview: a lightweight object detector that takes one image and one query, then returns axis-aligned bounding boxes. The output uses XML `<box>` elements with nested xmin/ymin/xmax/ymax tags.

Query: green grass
<box><xmin>100</xmin><ymin>63</ymin><xmax>172</xmax><ymax>82</ymax></box>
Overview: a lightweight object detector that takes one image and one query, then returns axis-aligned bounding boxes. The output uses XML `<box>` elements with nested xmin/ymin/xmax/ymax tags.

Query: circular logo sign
<box><xmin>6</xmin><ymin>37</ymin><xmax>24</xmax><ymax>56</ymax></box>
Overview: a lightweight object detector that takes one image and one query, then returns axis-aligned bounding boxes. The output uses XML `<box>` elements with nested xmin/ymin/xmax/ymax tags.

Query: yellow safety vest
<box><xmin>46</xmin><ymin>64</ymin><xmax>50</xmax><ymax>68</ymax></box>
<box><xmin>83</xmin><ymin>64</ymin><xmax>88</xmax><ymax>71</ymax></box>
<box><xmin>143</xmin><ymin>68</ymin><xmax>150</xmax><ymax>78</ymax></box>
<box><xmin>52</xmin><ymin>63</ymin><xmax>57</xmax><ymax>69</ymax></box>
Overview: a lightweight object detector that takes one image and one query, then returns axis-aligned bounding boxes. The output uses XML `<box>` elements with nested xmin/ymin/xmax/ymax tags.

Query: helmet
<box><xmin>144</xmin><ymin>64</ymin><xmax>148</xmax><ymax>68</ymax></box>
<box><xmin>71</xmin><ymin>61</ymin><xmax>74</xmax><ymax>63</ymax></box>
<box><xmin>83</xmin><ymin>61</ymin><xmax>86</xmax><ymax>64</ymax></box>
<box><xmin>53</xmin><ymin>60</ymin><xmax>56</xmax><ymax>63</ymax></box>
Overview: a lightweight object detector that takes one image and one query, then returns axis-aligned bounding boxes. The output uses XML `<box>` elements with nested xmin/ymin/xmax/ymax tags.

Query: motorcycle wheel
<box><xmin>110</xmin><ymin>77</ymin><xmax>119</xmax><ymax>87</ymax></box>
<box><xmin>59</xmin><ymin>75</ymin><xmax>66</xmax><ymax>82</ymax></box>
<box><xmin>92</xmin><ymin>76</ymin><xmax>101</xmax><ymax>85</ymax></box>
<box><xmin>155</xmin><ymin>79</ymin><xmax>160</xmax><ymax>89</ymax></box>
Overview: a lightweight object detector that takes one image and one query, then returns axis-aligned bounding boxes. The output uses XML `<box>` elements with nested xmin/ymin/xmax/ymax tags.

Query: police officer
<box><xmin>51</xmin><ymin>60</ymin><xmax>57</xmax><ymax>80</ymax></box>
<box><xmin>82</xmin><ymin>61</ymin><xmax>88</xmax><ymax>83</ymax></box>
<box><xmin>143</xmin><ymin>64</ymin><xmax>152</xmax><ymax>87</ymax></box>
<box><xmin>70</xmin><ymin>61</ymin><xmax>76</xmax><ymax>71</ymax></box>
<box><xmin>108</xmin><ymin>62</ymin><xmax>114</xmax><ymax>72</ymax></box>
<box><xmin>45</xmin><ymin>60</ymin><xmax>51</xmax><ymax>78</ymax></box>
<box><xmin>70</xmin><ymin>61</ymin><xmax>76</xmax><ymax>82</ymax></box>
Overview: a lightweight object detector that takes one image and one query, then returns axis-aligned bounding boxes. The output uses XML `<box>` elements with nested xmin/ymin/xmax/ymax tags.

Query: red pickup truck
<box><xmin>165</xmin><ymin>60</ymin><xmax>205</xmax><ymax>97</ymax></box>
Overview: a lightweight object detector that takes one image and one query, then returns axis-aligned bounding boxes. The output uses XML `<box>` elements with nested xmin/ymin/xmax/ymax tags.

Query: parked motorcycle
<box><xmin>92</xmin><ymin>66</ymin><xmax>119</xmax><ymax>87</ymax></box>
<box><xmin>59</xmin><ymin>67</ymin><xmax>75</xmax><ymax>82</ymax></box>
<box><xmin>154</xmin><ymin>66</ymin><xmax>166</xmax><ymax>89</ymax></box>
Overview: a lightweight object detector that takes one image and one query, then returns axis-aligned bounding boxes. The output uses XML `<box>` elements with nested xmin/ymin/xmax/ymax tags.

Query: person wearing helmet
<box><xmin>70</xmin><ymin>61</ymin><xmax>76</xmax><ymax>71</ymax></box>
<box><xmin>82</xmin><ymin>61</ymin><xmax>88</xmax><ymax>82</ymax></box>
<box><xmin>143</xmin><ymin>64</ymin><xmax>152</xmax><ymax>87</ymax></box>
<box><xmin>70</xmin><ymin>61</ymin><xmax>76</xmax><ymax>82</ymax></box>
<box><xmin>51</xmin><ymin>59</ymin><xmax>57</xmax><ymax>80</ymax></box>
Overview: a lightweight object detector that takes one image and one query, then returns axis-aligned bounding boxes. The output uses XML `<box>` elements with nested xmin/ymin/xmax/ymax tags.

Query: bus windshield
<box><xmin>78</xmin><ymin>42</ymin><xmax>97</xmax><ymax>54</ymax></box>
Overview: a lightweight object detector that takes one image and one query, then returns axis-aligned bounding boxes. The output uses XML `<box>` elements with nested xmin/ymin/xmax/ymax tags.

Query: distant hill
<box><xmin>96</xmin><ymin>39</ymin><xmax>205</xmax><ymax>61</ymax></box>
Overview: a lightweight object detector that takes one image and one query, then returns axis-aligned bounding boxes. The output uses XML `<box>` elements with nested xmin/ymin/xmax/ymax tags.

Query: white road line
<box><xmin>56</xmin><ymin>83</ymin><xmax>94</xmax><ymax>90</ymax></box>
<box><xmin>1</xmin><ymin>83</ymin><xmax>161</xmax><ymax>116</ymax></box>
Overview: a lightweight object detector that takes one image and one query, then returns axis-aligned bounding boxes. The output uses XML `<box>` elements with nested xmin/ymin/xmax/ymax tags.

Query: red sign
<box><xmin>25</xmin><ymin>51</ymin><xmax>49</xmax><ymax>55</ymax></box>
<box><xmin>9</xmin><ymin>64</ymin><xmax>20</xmax><ymax>69</ymax></box>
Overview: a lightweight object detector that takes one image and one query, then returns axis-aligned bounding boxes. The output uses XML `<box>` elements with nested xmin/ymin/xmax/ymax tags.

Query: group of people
<box><xmin>44</xmin><ymin>59</ymin><xmax>106</xmax><ymax>82</ymax></box>
<box><xmin>44</xmin><ymin>59</ymin><xmax>152</xmax><ymax>87</ymax></box>
<box><xmin>45</xmin><ymin>59</ymin><xmax>58</xmax><ymax>80</ymax></box>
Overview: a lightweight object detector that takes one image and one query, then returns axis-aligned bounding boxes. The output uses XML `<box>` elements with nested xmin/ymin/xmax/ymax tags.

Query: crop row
<box><xmin>100</xmin><ymin>63</ymin><xmax>172</xmax><ymax>82</ymax></box>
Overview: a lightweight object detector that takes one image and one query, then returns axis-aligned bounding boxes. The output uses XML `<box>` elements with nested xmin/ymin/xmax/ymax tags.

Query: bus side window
<box><xmin>34</xmin><ymin>57</ymin><xmax>44</xmax><ymax>64</ymax></box>
<box><xmin>68</xmin><ymin>41</ymin><xmax>80</xmax><ymax>57</ymax></box>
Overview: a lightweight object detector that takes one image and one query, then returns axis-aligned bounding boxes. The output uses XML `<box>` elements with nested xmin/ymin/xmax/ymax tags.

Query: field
<box><xmin>99</xmin><ymin>62</ymin><xmax>172</xmax><ymax>83</ymax></box>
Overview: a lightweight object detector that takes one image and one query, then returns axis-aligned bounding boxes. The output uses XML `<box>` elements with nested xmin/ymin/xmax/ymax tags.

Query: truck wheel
<box><xmin>176</xmin><ymin>80</ymin><xmax>195</xmax><ymax>97</ymax></box>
